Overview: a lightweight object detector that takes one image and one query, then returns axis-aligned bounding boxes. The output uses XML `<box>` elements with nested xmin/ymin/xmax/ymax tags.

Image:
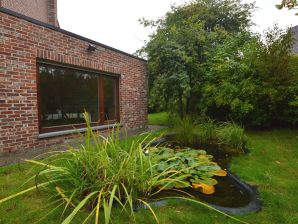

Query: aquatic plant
<box><xmin>196</xmin><ymin>118</ymin><xmax>218</xmax><ymax>144</ymax></box>
<box><xmin>216</xmin><ymin>122</ymin><xmax>247</xmax><ymax>152</ymax></box>
<box><xmin>149</xmin><ymin>147</ymin><xmax>227</xmax><ymax>195</ymax></box>
<box><xmin>171</xmin><ymin>116</ymin><xmax>196</xmax><ymax>145</ymax></box>
<box><xmin>170</xmin><ymin>116</ymin><xmax>247</xmax><ymax>153</ymax></box>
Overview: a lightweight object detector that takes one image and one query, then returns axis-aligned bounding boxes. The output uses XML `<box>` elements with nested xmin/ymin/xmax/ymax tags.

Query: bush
<box><xmin>282</xmin><ymin>54</ymin><xmax>298</xmax><ymax>125</ymax></box>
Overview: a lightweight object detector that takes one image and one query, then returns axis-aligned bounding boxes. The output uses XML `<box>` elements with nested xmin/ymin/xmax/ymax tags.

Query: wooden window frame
<box><xmin>37</xmin><ymin>61</ymin><xmax>120</xmax><ymax>134</ymax></box>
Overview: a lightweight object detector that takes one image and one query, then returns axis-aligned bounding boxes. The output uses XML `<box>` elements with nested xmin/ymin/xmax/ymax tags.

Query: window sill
<box><xmin>38</xmin><ymin>123</ymin><xmax>121</xmax><ymax>139</ymax></box>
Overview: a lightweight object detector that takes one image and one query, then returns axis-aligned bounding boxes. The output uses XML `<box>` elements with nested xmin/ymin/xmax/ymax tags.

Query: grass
<box><xmin>229</xmin><ymin>129</ymin><xmax>298</xmax><ymax>224</ymax></box>
<box><xmin>1</xmin><ymin>126</ymin><xmax>298</xmax><ymax>223</ymax></box>
<box><xmin>148</xmin><ymin>112</ymin><xmax>170</xmax><ymax>126</ymax></box>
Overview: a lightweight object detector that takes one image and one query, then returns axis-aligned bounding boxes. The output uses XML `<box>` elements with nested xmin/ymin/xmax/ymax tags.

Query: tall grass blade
<box><xmin>95</xmin><ymin>189</ymin><xmax>104</xmax><ymax>224</ymax></box>
<box><xmin>0</xmin><ymin>181</ymin><xmax>54</xmax><ymax>204</ymax></box>
<box><xmin>104</xmin><ymin>185</ymin><xmax>118</xmax><ymax>224</ymax></box>
<box><xmin>62</xmin><ymin>191</ymin><xmax>98</xmax><ymax>224</ymax></box>
<box><xmin>138</xmin><ymin>199</ymin><xmax>159</xmax><ymax>224</ymax></box>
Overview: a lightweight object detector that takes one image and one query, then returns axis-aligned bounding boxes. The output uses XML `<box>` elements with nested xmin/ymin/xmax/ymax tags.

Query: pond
<box><xmin>149</xmin><ymin>135</ymin><xmax>261</xmax><ymax>214</ymax></box>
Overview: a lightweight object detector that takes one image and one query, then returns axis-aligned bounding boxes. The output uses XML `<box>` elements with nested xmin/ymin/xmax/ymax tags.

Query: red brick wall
<box><xmin>0</xmin><ymin>0</ymin><xmax>58</xmax><ymax>26</ymax></box>
<box><xmin>0</xmin><ymin>10</ymin><xmax>148</xmax><ymax>153</ymax></box>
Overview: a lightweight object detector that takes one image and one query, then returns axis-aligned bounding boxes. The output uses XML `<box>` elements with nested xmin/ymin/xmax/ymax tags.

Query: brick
<box><xmin>1</xmin><ymin>0</ymin><xmax>58</xmax><ymax>26</ymax></box>
<box><xmin>0</xmin><ymin>9</ymin><xmax>147</xmax><ymax>153</ymax></box>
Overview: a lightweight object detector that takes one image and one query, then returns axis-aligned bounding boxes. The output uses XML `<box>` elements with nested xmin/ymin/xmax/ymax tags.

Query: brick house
<box><xmin>0</xmin><ymin>0</ymin><xmax>148</xmax><ymax>153</ymax></box>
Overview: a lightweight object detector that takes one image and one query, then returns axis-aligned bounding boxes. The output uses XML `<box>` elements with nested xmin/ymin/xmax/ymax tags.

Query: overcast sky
<box><xmin>57</xmin><ymin>0</ymin><xmax>298</xmax><ymax>54</ymax></box>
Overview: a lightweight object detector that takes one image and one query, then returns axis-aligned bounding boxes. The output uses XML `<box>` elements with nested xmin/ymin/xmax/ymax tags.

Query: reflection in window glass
<box><xmin>39</xmin><ymin>64</ymin><xmax>99</xmax><ymax>128</ymax></box>
<box><xmin>104</xmin><ymin>77</ymin><xmax>116</xmax><ymax>121</ymax></box>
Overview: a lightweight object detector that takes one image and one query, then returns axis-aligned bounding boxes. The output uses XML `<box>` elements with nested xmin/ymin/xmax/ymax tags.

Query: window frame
<box><xmin>36</xmin><ymin>60</ymin><xmax>120</xmax><ymax>134</ymax></box>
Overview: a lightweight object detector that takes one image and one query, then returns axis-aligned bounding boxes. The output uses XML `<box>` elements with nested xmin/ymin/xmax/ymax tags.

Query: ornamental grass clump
<box><xmin>0</xmin><ymin>112</ymin><xmax>163</xmax><ymax>223</ymax></box>
<box><xmin>171</xmin><ymin>116</ymin><xmax>196</xmax><ymax>145</ymax></box>
<box><xmin>216</xmin><ymin>122</ymin><xmax>247</xmax><ymax>152</ymax></box>
<box><xmin>196</xmin><ymin>118</ymin><xmax>218</xmax><ymax>144</ymax></box>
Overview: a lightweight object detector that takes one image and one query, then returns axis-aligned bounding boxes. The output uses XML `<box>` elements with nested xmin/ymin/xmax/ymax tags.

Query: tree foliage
<box><xmin>141</xmin><ymin>0</ymin><xmax>297</xmax><ymax>127</ymax></box>
<box><xmin>276</xmin><ymin>0</ymin><xmax>298</xmax><ymax>15</ymax></box>
<box><xmin>140</xmin><ymin>0</ymin><xmax>254</xmax><ymax>117</ymax></box>
<box><xmin>201</xmin><ymin>26</ymin><xmax>297</xmax><ymax>127</ymax></box>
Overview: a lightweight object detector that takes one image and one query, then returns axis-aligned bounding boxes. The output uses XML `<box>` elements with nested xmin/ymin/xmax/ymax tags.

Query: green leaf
<box><xmin>62</xmin><ymin>191</ymin><xmax>98</xmax><ymax>224</ymax></box>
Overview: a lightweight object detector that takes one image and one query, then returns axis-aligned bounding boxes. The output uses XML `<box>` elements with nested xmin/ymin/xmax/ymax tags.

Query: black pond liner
<box><xmin>143</xmin><ymin>136</ymin><xmax>262</xmax><ymax>215</ymax></box>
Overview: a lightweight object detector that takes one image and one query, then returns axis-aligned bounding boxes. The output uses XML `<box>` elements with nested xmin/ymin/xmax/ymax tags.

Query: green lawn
<box><xmin>148</xmin><ymin>112</ymin><xmax>170</xmax><ymax>126</ymax></box>
<box><xmin>0</xmin><ymin>126</ymin><xmax>297</xmax><ymax>223</ymax></box>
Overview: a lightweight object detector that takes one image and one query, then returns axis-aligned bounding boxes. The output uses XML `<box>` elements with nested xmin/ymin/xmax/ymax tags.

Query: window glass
<box><xmin>104</xmin><ymin>76</ymin><xmax>117</xmax><ymax>121</ymax></box>
<box><xmin>39</xmin><ymin>64</ymin><xmax>99</xmax><ymax>128</ymax></box>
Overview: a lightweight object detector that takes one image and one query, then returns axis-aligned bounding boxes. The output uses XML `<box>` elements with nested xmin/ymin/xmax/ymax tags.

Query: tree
<box><xmin>141</xmin><ymin>0</ymin><xmax>297</xmax><ymax>127</ymax></box>
<box><xmin>140</xmin><ymin>0</ymin><xmax>255</xmax><ymax>118</ymax></box>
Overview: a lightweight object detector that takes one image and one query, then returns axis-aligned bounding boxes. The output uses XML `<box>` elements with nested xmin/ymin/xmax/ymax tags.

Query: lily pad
<box><xmin>148</xmin><ymin>146</ymin><xmax>225</xmax><ymax>193</ymax></box>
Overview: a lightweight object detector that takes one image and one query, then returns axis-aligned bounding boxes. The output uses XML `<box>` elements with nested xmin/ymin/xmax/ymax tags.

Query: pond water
<box><xmin>151</xmin><ymin>136</ymin><xmax>252</xmax><ymax>208</ymax></box>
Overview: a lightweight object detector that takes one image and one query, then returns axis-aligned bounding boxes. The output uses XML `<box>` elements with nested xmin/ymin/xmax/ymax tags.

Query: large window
<box><xmin>38</xmin><ymin>63</ymin><xmax>119</xmax><ymax>133</ymax></box>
